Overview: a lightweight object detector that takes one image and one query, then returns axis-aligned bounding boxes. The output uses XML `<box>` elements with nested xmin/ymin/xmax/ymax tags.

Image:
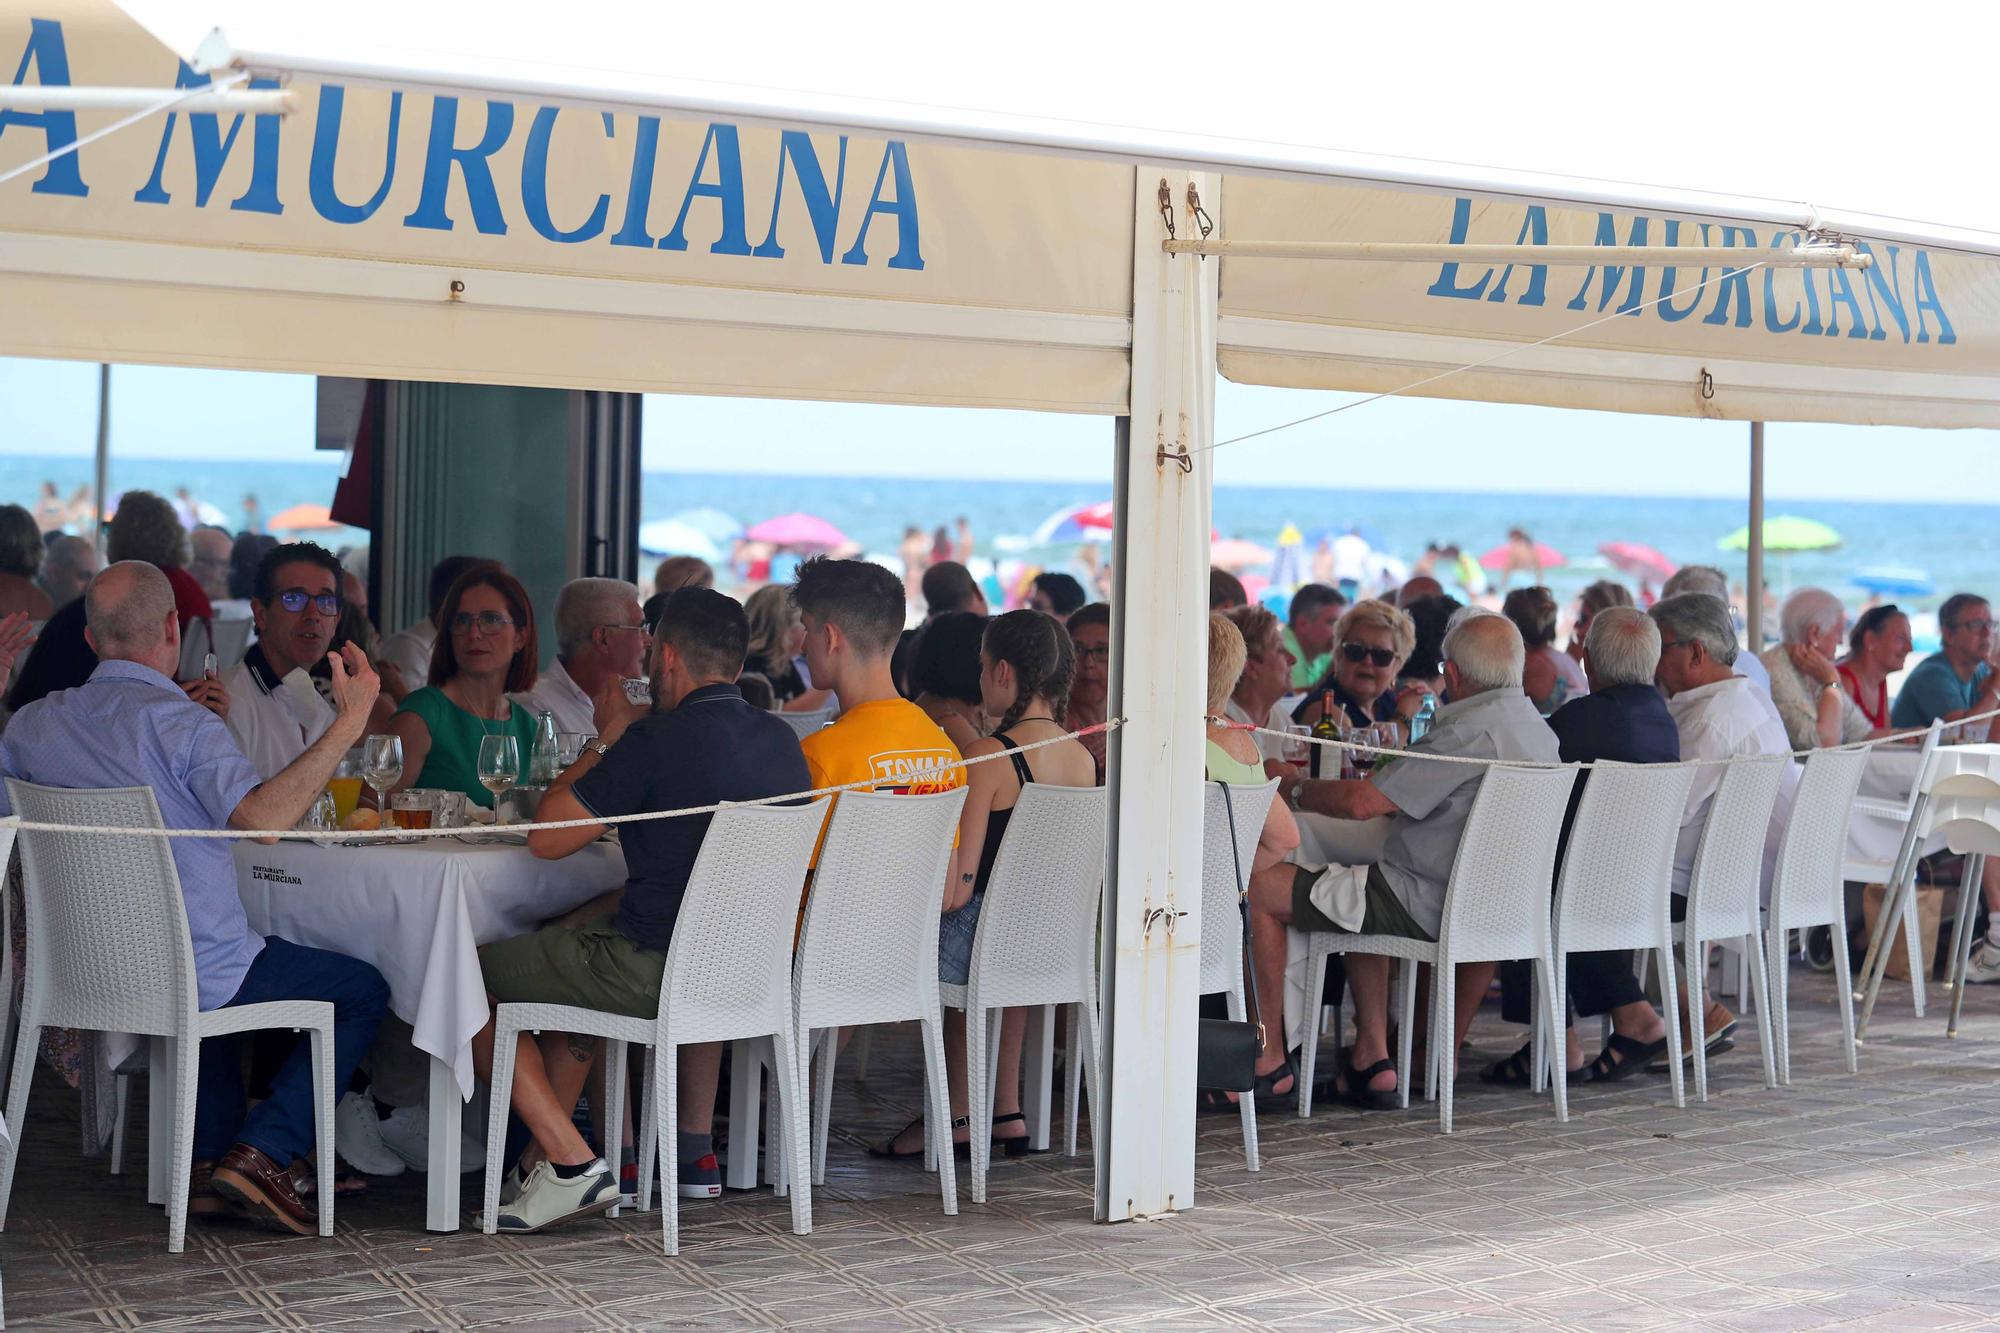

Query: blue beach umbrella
<box><xmin>637</xmin><ymin>519</ymin><xmax>721</xmax><ymax>559</ymax></box>
<box><xmin>669</xmin><ymin>506</ymin><xmax>744</xmax><ymax>544</ymax></box>
<box><xmin>1851</xmin><ymin>566</ymin><xmax>1934</xmax><ymax>597</ymax></box>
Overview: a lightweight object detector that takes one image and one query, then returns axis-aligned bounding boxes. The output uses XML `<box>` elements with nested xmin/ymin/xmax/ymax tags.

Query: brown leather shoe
<box><xmin>187</xmin><ymin>1159</ymin><xmax>230</xmax><ymax>1217</ymax></box>
<box><xmin>211</xmin><ymin>1144</ymin><xmax>317</xmax><ymax>1236</ymax></box>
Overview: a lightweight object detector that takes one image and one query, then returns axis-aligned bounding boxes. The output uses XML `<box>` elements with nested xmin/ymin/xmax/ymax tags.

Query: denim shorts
<box><xmin>938</xmin><ymin>892</ymin><xmax>985</xmax><ymax>986</ymax></box>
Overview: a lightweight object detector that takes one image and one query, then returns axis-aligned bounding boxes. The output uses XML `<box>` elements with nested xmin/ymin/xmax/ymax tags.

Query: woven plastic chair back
<box><xmin>1554</xmin><ymin>763</ymin><xmax>1698</xmax><ymax>954</ymax></box>
<box><xmin>965</xmin><ymin>784</ymin><xmax>1108</xmax><ymax>1011</ymax></box>
<box><xmin>209</xmin><ymin>616</ymin><xmax>254</xmax><ymax>671</ymax></box>
<box><xmin>779</xmin><ymin>708</ymin><xmax>836</xmax><ymax>740</ymax></box>
<box><xmin>795</xmin><ymin>786</ymin><xmax>968</xmax><ymax>1030</ymax></box>
<box><xmin>1769</xmin><ymin>747</ymin><xmax>1870</xmax><ymax>932</ymax></box>
<box><xmin>1199</xmin><ymin>780</ymin><xmax>1278</xmax><ymax>995</ymax></box>
<box><xmin>6</xmin><ymin>781</ymin><xmax>198</xmax><ymax>1039</ymax></box>
<box><xmin>1685</xmin><ymin>755</ymin><xmax>1789</xmax><ymax>941</ymax></box>
<box><xmin>1436</xmin><ymin>765</ymin><xmax>1576</xmax><ymax>963</ymax></box>
<box><xmin>659</xmin><ymin>798</ymin><xmax>830</xmax><ymax>1046</ymax></box>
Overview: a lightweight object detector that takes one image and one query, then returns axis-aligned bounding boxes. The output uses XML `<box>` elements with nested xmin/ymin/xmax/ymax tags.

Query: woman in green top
<box><xmin>388</xmin><ymin>565</ymin><xmax>541</xmax><ymax>807</ymax></box>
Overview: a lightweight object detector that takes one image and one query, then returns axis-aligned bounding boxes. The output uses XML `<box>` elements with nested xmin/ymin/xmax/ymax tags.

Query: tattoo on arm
<box><xmin>565</xmin><ymin>1033</ymin><xmax>595</xmax><ymax>1063</ymax></box>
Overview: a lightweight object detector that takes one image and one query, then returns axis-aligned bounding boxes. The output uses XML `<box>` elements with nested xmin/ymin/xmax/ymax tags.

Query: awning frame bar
<box><xmin>1162</xmin><ymin>239</ymin><xmax>1871</xmax><ymax>268</ymax></box>
<box><xmin>0</xmin><ymin>86</ymin><xmax>293</xmax><ymax>115</ymax></box>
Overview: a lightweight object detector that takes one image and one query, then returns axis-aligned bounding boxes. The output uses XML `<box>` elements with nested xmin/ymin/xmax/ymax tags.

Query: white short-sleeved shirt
<box><xmin>379</xmin><ymin>620</ymin><xmax>438</xmax><ymax>694</ymax></box>
<box><xmin>1666</xmin><ymin>675</ymin><xmax>1801</xmax><ymax>903</ymax></box>
<box><xmin>221</xmin><ymin>649</ymin><xmax>337</xmax><ymax>780</ymax></box>
<box><xmin>512</xmin><ymin>656</ymin><xmax>596</xmax><ymax>737</ymax></box>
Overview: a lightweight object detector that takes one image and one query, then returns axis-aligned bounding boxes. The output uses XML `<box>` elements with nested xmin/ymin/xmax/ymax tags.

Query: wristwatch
<box><xmin>1287</xmin><ymin>781</ymin><xmax>1306</xmax><ymax>812</ymax></box>
<box><xmin>587</xmin><ymin>739</ymin><xmax>613</xmax><ymax>759</ymax></box>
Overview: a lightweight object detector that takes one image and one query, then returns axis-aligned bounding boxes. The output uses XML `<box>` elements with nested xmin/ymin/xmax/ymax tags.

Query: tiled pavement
<box><xmin>8</xmin><ymin>963</ymin><xmax>2000</xmax><ymax>1330</ymax></box>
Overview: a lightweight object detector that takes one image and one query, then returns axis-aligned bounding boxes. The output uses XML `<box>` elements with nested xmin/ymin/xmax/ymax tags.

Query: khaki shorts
<box><xmin>1290</xmin><ymin>863</ymin><xmax>1435</xmax><ymax>942</ymax></box>
<box><xmin>478</xmin><ymin>912</ymin><xmax>666</xmax><ymax>1021</ymax></box>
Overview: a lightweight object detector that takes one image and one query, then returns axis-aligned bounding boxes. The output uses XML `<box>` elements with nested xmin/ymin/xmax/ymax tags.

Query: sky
<box><xmin>1</xmin><ymin>355</ymin><xmax>1995</xmax><ymax>504</ymax></box>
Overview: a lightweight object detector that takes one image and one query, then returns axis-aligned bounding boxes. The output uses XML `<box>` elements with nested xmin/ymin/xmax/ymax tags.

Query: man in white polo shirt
<box><xmin>514</xmin><ymin>577</ymin><xmax>648</xmax><ymax>735</ymax></box>
<box><xmin>220</xmin><ymin>542</ymin><xmax>341</xmax><ymax>779</ymax></box>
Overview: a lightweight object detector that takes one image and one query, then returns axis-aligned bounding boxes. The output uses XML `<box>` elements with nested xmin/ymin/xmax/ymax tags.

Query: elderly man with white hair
<box><xmin>1760</xmin><ymin>587</ymin><xmax>1873</xmax><ymax>750</ymax></box>
<box><xmin>1250</xmin><ymin>613</ymin><xmax>1558</xmax><ymax>1109</ymax></box>
<box><xmin>1660</xmin><ymin>563</ymin><xmax>1779</xmax><ymax>713</ymax></box>
<box><xmin>512</xmin><ymin>577</ymin><xmax>649</xmax><ymax>735</ymax></box>
<box><xmin>1649</xmin><ymin>592</ymin><xmax>1801</xmax><ymax>1063</ymax></box>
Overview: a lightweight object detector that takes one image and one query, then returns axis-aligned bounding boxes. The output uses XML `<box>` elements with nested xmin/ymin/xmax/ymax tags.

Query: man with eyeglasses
<box><xmin>219</xmin><ymin>542</ymin><xmax>344</xmax><ymax>779</ymax></box>
<box><xmin>513</xmin><ymin>578</ymin><xmax>649</xmax><ymax>736</ymax></box>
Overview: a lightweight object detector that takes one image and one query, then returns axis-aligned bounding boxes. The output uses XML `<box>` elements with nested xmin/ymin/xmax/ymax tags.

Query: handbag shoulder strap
<box><xmin>1214</xmin><ymin>780</ymin><xmax>1261</xmax><ymax>1037</ymax></box>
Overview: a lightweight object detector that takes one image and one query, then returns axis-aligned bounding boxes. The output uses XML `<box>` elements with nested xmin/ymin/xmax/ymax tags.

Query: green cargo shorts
<box><xmin>1289</xmin><ymin>863</ymin><xmax>1436</xmax><ymax>942</ymax></box>
<box><xmin>478</xmin><ymin>912</ymin><xmax>666</xmax><ymax>1021</ymax></box>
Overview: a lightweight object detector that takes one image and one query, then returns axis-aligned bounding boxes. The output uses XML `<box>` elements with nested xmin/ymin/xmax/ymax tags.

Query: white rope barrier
<box><xmin>1232</xmin><ymin>702</ymin><xmax>2000</xmax><ymax>772</ymax></box>
<box><xmin>2</xmin><ymin>718</ymin><xmax>1126</xmax><ymax>842</ymax></box>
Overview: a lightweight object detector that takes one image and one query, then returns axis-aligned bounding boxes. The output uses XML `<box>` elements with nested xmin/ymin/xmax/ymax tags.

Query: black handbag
<box><xmin>1195</xmin><ymin>781</ymin><xmax>1263</xmax><ymax>1092</ymax></box>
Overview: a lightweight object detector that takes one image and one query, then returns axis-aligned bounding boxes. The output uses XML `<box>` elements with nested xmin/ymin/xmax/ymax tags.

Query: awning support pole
<box><xmin>1747</xmin><ymin>422</ymin><xmax>1766</xmax><ymax>654</ymax></box>
<box><xmin>93</xmin><ymin>363</ymin><xmax>109</xmax><ymax>557</ymax></box>
<box><xmin>1098</xmin><ymin>172</ymin><xmax>1216</xmax><ymax>1222</ymax></box>
<box><xmin>1161</xmin><ymin>239</ymin><xmax>1870</xmax><ymax>269</ymax></box>
<box><xmin>0</xmin><ymin>87</ymin><xmax>291</xmax><ymax>114</ymax></box>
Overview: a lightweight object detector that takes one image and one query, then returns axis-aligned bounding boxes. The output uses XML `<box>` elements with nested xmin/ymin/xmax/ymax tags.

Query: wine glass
<box><xmin>1282</xmin><ymin>723</ymin><xmax>1312</xmax><ymax>766</ymax></box>
<box><xmin>1350</xmin><ymin>725</ymin><xmax>1383</xmax><ymax>777</ymax></box>
<box><xmin>477</xmin><ymin>734</ymin><xmax>522</xmax><ymax>817</ymax></box>
<box><xmin>362</xmin><ymin>734</ymin><xmax>403</xmax><ymax>815</ymax></box>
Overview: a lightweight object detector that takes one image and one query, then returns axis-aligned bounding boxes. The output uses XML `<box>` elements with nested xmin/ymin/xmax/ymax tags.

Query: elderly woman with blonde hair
<box><xmin>1291</xmin><ymin>598</ymin><xmax>1429</xmax><ymax>738</ymax></box>
<box><xmin>1760</xmin><ymin>587</ymin><xmax>1873</xmax><ymax>749</ymax></box>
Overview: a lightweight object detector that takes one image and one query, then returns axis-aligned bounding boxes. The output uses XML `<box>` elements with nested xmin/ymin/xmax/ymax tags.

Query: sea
<box><xmin>6</xmin><ymin>453</ymin><xmax>1996</xmax><ymax>626</ymax></box>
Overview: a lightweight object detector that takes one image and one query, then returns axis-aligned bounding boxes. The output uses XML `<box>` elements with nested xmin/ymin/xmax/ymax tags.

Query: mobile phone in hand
<box><xmin>203</xmin><ymin>652</ymin><xmax>217</xmax><ymax>680</ymax></box>
<box><xmin>622</xmin><ymin>677</ymin><xmax>652</xmax><ymax>706</ymax></box>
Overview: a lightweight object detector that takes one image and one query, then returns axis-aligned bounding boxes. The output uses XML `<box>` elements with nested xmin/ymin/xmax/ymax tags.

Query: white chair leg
<box><xmin>1436</xmin><ymin>962</ymin><xmax>1457</xmax><ymax>1134</ymax></box>
<box><xmin>1530</xmin><ymin>964</ymin><xmax>1547</xmax><ymax>1096</ymax></box>
<box><xmin>1063</xmin><ymin>1005</ymin><xmax>1082</xmax><ymax>1157</ymax></box>
<box><xmin>308</xmin><ymin>1024</ymin><xmax>335</xmax><ymax>1236</ymax></box>
<box><xmin>1396</xmin><ymin>958</ymin><xmax>1417</xmax><ymax>1111</ymax></box>
<box><xmin>636</xmin><ymin>1047</ymin><xmax>657</xmax><ymax>1212</ymax></box>
<box><xmin>1537</xmin><ymin>953</ymin><xmax>1567</xmax><ymax>1123</ymax></box>
<box><xmin>1904</xmin><ymin>871</ymin><xmax>1928</xmax><ymax>1017</ymax></box>
<box><xmin>0</xmin><ymin>1024</ymin><xmax>38</xmax><ymax>1229</ymax></box>
<box><xmin>602</xmin><ymin>1039</ymin><xmax>627</xmax><ymax>1219</ymax></box>
<box><xmin>481</xmin><ymin>1019</ymin><xmax>520</xmax><ymax>1234</ymax></box>
<box><xmin>849</xmin><ymin>1025</ymin><xmax>874</xmax><ymax>1082</ymax></box>
<box><xmin>1655</xmin><ymin>941</ymin><xmax>1684</xmax><ymax>1109</ymax></box>
<box><xmin>1225</xmin><ymin>984</ymin><xmax>1258</xmax><ymax>1172</ymax></box>
<box><xmin>166</xmin><ymin>1039</ymin><xmax>198</xmax><ymax>1254</ymax></box>
<box><xmin>1831</xmin><ymin>915</ymin><xmax>1859</xmax><ymax>1074</ymax></box>
<box><xmin>1021</xmin><ymin>1004</ymin><xmax>1054</xmax><ymax>1152</ymax></box>
<box><xmin>109</xmin><ymin>1073</ymin><xmax>130</xmax><ymax>1176</ymax></box>
<box><xmin>1078</xmin><ymin>1001</ymin><xmax>1102</xmax><ymax>1154</ymax></box>
<box><xmin>1744</xmin><ymin>936</ymin><xmax>1777</xmax><ymax>1091</ymax></box>
<box><xmin>659</xmin><ymin>1039</ymin><xmax>680</xmax><ymax>1256</ymax></box>
<box><xmin>917</xmin><ymin>1014</ymin><xmax>958</xmax><ymax>1215</ymax></box>
<box><xmin>772</xmin><ymin>1027</ymin><xmax>810</xmax><ymax>1236</ymax></box>
<box><xmin>967</xmin><ymin>1003</ymin><xmax>992</xmax><ymax>1204</ymax></box>
<box><xmin>1688</xmin><ymin>935</ymin><xmax>1709</xmax><ymax>1104</ymax></box>
<box><xmin>1296</xmin><ymin>951</ymin><xmax>1328</xmax><ymax>1119</ymax></box>
<box><xmin>811</xmin><ymin>1029</ymin><xmax>836</xmax><ymax>1187</ymax></box>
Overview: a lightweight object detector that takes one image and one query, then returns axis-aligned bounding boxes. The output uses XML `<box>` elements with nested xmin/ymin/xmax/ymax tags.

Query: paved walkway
<box><xmin>7</xmin><ymin>963</ymin><xmax>1999</xmax><ymax>1330</ymax></box>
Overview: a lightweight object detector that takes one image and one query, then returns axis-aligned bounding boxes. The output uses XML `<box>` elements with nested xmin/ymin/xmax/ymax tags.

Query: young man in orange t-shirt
<box><xmin>791</xmin><ymin>558</ymin><xmax>965</xmax><ymax>845</ymax></box>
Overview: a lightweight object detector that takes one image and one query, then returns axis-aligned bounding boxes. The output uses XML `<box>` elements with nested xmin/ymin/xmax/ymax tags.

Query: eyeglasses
<box><xmin>599</xmin><ymin>622</ymin><xmax>648</xmax><ymax>635</ymax></box>
<box><xmin>1658</xmin><ymin>638</ymin><xmax>1691</xmax><ymax>654</ymax></box>
<box><xmin>274</xmin><ymin>589</ymin><xmax>340</xmax><ymax>616</ymax></box>
<box><xmin>1952</xmin><ymin>618</ymin><xmax>1995</xmax><ymax>634</ymax></box>
<box><xmin>1340</xmin><ymin>643</ymin><xmax>1396</xmax><ymax>667</ymax></box>
<box><xmin>1075</xmin><ymin>644</ymin><xmax>1111</xmax><ymax>662</ymax></box>
<box><xmin>449</xmin><ymin>611</ymin><xmax>516</xmax><ymax>635</ymax></box>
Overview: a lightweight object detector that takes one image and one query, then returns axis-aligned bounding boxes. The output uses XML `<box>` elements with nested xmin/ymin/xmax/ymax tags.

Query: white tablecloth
<box><xmin>234</xmin><ymin>837</ymin><xmax>626</xmax><ymax>1098</ymax></box>
<box><xmin>1849</xmin><ymin>747</ymin><xmax>1945</xmax><ymax>869</ymax></box>
<box><xmin>1283</xmin><ymin>813</ymin><xmax>1392</xmax><ymax>1053</ymax></box>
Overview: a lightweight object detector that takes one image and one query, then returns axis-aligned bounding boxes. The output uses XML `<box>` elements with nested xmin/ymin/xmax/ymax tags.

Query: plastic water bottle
<box><xmin>529</xmin><ymin>710</ymin><xmax>560</xmax><ymax>785</ymax></box>
<box><xmin>1410</xmin><ymin>693</ymin><xmax>1437</xmax><ymax>744</ymax></box>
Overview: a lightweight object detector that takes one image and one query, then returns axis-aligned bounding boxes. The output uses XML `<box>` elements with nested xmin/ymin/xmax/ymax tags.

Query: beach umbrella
<box><xmin>1852</xmin><ymin>566</ymin><xmax>1934</xmax><ymax>597</ymax></box>
<box><xmin>1476</xmin><ymin>539</ymin><xmax>1566</xmax><ymax>572</ymax></box>
<box><xmin>746</xmin><ymin>512</ymin><xmax>849</xmax><ymax>551</ymax></box>
<box><xmin>1598</xmin><ymin>541</ymin><xmax>1677</xmax><ymax>583</ymax></box>
<box><xmin>668</xmin><ymin>506</ymin><xmax>743</xmax><ymax>543</ymax></box>
<box><xmin>1029</xmin><ymin>500</ymin><xmax>1114</xmax><ymax>546</ymax></box>
<box><xmin>266</xmin><ymin>502</ymin><xmax>343</xmax><ymax>533</ymax></box>
<box><xmin>1715</xmin><ymin>515</ymin><xmax>1842</xmax><ymax>553</ymax></box>
<box><xmin>637</xmin><ymin>519</ymin><xmax>721</xmax><ymax>560</ymax></box>
<box><xmin>1210</xmin><ymin>537</ymin><xmax>1273</xmax><ymax>570</ymax></box>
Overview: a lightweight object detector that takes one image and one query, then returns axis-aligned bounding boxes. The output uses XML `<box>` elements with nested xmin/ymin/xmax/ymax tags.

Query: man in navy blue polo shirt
<box><xmin>472</xmin><ymin>587</ymin><xmax>810</xmax><ymax>1234</ymax></box>
<box><xmin>1472</xmin><ymin>607</ymin><xmax>1679</xmax><ymax>1089</ymax></box>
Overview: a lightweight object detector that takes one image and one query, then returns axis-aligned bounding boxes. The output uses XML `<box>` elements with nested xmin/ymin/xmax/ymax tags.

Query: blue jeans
<box><xmin>194</xmin><ymin>937</ymin><xmax>389</xmax><ymax>1164</ymax></box>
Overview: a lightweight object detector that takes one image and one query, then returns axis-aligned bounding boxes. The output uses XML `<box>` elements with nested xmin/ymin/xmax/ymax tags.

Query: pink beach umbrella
<box><xmin>745</xmin><ymin>512</ymin><xmax>849</xmax><ymax>551</ymax></box>
<box><xmin>1210</xmin><ymin>537</ymin><xmax>1274</xmax><ymax>570</ymax></box>
<box><xmin>1477</xmin><ymin>540</ymin><xmax>1566</xmax><ymax>572</ymax></box>
<box><xmin>1597</xmin><ymin>541</ymin><xmax>1677</xmax><ymax>583</ymax></box>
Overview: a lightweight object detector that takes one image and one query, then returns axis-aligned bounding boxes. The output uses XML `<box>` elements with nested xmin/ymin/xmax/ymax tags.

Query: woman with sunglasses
<box><xmin>387</xmin><ymin>567</ymin><xmax>541</xmax><ymax>807</ymax></box>
<box><xmin>1838</xmin><ymin>604</ymin><xmax>1913</xmax><ymax>732</ymax></box>
<box><xmin>1291</xmin><ymin>599</ymin><xmax>1427</xmax><ymax>739</ymax></box>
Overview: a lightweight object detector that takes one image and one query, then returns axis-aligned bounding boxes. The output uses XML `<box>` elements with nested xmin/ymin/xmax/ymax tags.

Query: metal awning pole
<box><xmin>93</xmin><ymin>364</ymin><xmax>110</xmax><ymax>556</ymax></box>
<box><xmin>0</xmin><ymin>87</ymin><xmax>292</xmax><ymax>114</ymax></box>
<box><xmin>1747</xmin><ymin>422</ymin><xmax>1766</xmax><ymax>655</ymax></box>
<box><xmin>1161</xmin><ymin>239</ymin><xmax>1871</xmax><ymax>268</ymax></box>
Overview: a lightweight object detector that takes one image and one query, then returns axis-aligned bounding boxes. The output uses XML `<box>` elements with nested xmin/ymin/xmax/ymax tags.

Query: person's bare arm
<box><xmin>945</xmin><ymin>741</ymin><xmax>1002</xmax><ymax>911</ymax></box>
<box><xmin>1251</xmin><ymin>788</ymin><xmax>1299</xmax><ymax>874</ymax></box>
<box><xmin>229</xmin><ymin>645</ymin><xmax>379</xmax><ymax>837</ymax></box>
<box><xmin>530</xmin><ymin>672</ymin><xmax>647</xmax><ymax>860</ymax></box>
<box><xmin>1296</xmin><ymin>776</ymin><xmax>1400</xmax><ymax>822</ymax></box>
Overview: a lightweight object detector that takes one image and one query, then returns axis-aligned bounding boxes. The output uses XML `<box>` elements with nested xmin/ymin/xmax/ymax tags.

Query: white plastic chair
<box><xmin>0</xmin><ymin>782</ymin><xmax>336</xmax><ymax>1253</ymax></box>
<box><xmin>1200</xmin><ymin>779</ymin><xmax>1276</xmax><ymax>1170</ymax></box>
<box><xmin>779</xmin><ymin>707</ymin><xmax>836</xmax><ymax>740</ymax></box>
<box><xmin>1549</xmin><ymin>762</ymin><xmax>1699</xmax><ymax>1109</ymax></box>
<box><xmin>1301</xmin><ymin>765</ymin><xmax>1576</xmax><ymax>1134</ymax></box>
<box><xmin>481</xmin><ymin>797</ymin><xmax>827</xmax><ymax>1255</ymax></box>
<box><xmin>939</xmin><ymin>784</ymin><xmax>1106</xmax><ymax>1203</ymax></box>
<box><xmin>209</xmin><ymin>616</ymin><xmax>254</xmax><ymax>670</ymax></box>
<box><xmin>1848</xmin><ymin>720</ymin><xmax>1942</xmax><ymax>1020</ymax></box>
<box><xmin>796</xmin><ymin>787</ymin><xmax>967</xmax><ymax>1215</ymax></box>
<box><xmin>1677</xmin><ymin>756</ymin><xmax>1788</xmax><ymax>1102</ymax></box>
<box><xmin>1766</xmin><ymin>746</ymin><xmax>1870</xmax><ymax>1082</ymax></box>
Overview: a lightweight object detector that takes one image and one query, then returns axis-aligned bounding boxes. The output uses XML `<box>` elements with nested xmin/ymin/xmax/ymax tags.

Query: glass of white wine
<box><xmin>477</xmin><ymin>734</ymin><xmax>522</xmax><ymax>819</ymax></box>
<box><xmin>362</xmin><ymin>733</ymin><xmax>403</xmax><ymax>817</ymax></box>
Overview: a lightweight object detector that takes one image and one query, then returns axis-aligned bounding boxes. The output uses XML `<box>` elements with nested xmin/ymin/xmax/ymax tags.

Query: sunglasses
<box><xmin>449</xmin><ymin>611</ymin><xmax>516</xmax><ymax>635</ymax></box>
<box><xmin>1341</xmin><ymin>643</ymin><xmax>1396</xmax><ymax>667</ymax></box>
<box><xmin>275</xmin><ymin>589</ymin><xmax>340</xmax><ymax>616</ymax></box>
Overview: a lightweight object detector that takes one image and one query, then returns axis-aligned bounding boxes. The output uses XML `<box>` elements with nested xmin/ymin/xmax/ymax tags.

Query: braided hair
<box><xmin>984</xmin><ymin>608</ymin><xmax>1075</xmax><ymax>735</ymax></box>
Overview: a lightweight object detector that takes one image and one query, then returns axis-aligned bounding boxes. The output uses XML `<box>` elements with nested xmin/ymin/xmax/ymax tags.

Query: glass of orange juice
<box><xmin>328</xmin><ymin>750</ymin><xmax>364</xmax><ymax>824</ymax></box>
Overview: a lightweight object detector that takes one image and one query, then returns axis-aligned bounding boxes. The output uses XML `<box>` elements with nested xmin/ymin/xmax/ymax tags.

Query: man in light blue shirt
<box><xmin>1</xmin><ymin>562</ymin><xmax>387</xmax><ymax>1237</ymax></box>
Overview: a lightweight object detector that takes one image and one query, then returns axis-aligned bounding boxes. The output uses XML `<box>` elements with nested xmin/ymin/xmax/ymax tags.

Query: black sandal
<box><xmin>867</xmin><ymin>1113</ymin><xmax>970</xmax><ymax>1160</ymax></box>
<box><xmin>990</xmin><ymin>1112</ymin><xmax>1047</xmax><ymax>1158</ymax></box>
<box><xmin>1477</xmin><ymin>1043</ymin><xmax>1540</xmax><ymax>1088</ymax></box>
<box><xmin>1587</xmin><ymin>1033</ymin><xmax>1669</xmax><ymax>1083</ymax></box>
<box><xmin>1337</xmin><ymin>1056</ymin><xmax>1400</xmax><ymax>1110</ymax></box>
<box><xmin>1253</xmin><ymin>1058</ymin><xmax>1298</xmax><ymax>1111</ymax></box>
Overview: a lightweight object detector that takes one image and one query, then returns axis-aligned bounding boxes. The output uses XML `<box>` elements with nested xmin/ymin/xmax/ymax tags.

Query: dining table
<box><xmin>224</xmin><ymin>832</ymin><xmax>627</xmax><ymax>1231</ymax></box>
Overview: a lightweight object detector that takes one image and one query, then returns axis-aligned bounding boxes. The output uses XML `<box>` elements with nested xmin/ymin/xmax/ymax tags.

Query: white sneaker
<box><xmin>498</xmin><ymin>1162</ymin><xmax>524</xmax><ymax>1206</ymax></box>
<box><xmin>334</xmin><ymin>1092</ymin><xmax>406</xmax><ymax>1177</ymax></box>
<box><xmin>1966</xmin><ymin>940</ymin><xmax>2000</xmax><ymax>985</ymax></box>
<box><xmin>378</xmin><ymin>1103</ymin><xmax>486</xmax><ymax>1174</ymax></box>
<box><xmin>494</xmin><ymin>1159</ymin><xmax>619</xmax><ymax>1234</ymax></box>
